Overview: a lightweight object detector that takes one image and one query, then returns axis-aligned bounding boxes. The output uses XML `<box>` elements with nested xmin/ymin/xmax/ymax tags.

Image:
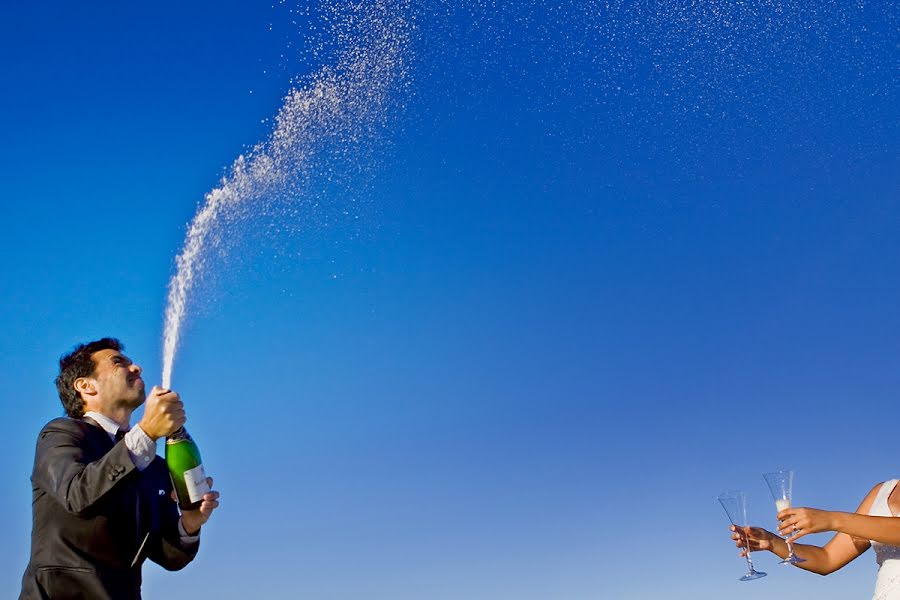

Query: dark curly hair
<box><xmin>56</xmin><ymin>338</ymin><xmax>123</xmax><ymax>419</ymax></box>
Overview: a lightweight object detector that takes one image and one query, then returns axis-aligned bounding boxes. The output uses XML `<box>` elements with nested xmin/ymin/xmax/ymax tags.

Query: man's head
<box><xmin>56</xmin><ymin>338</ymin><xmax>145</xmax><ymax>419</ymax></box>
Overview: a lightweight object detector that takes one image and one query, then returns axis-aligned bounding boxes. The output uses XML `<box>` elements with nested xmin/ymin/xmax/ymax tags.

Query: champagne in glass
<box><xmin>763</xmin><ymin>469</ymin><xmax>806</xmax><ymax>565</ymax></box>
<box><xmin>718</xmin><ymin>490</ymin><xmax>767</xmax><ymax>581</ymax></box>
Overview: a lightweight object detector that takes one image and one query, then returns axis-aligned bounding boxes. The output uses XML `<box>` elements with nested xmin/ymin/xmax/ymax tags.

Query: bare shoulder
<box><xmin>856</xmin><ymin>481</ymin><xmax>887</xmax><ymax>513</ymax></box>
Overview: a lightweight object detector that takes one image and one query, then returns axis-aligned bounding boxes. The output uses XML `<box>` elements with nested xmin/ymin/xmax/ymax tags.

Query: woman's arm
<box><xmin>733</xmin><ymin>525</ymin><xmax>869</xmax><ymax>575</ymax></box>
<box><xmin>732</xmin><ymin>483</ymin><xmax>881</xmax><ymax>575</ymax></box>
<box><xmin>780</xmin><ymin>483</ymin><xmax>900</xmax><ymax>545</ymax></box>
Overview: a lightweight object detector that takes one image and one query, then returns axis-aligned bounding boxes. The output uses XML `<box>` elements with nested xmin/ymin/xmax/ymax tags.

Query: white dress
<box><xmin>870</xmin><ymin>479</ymin><xmax>900</xmax><ymax>600</ymax></box>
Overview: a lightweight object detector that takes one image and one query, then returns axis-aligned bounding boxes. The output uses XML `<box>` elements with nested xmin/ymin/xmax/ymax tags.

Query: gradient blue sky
<box><xmin>1</xmin><ymin>1</ymin><xmax>898</xmax><ymax>598</ymax></box>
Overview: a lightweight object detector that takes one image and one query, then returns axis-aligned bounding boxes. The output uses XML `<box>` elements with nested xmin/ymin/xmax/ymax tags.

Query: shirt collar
<box><xmin>83</xmin><ymin>411</ymin><xmax>129</xmax><ymax>440</ymax></box>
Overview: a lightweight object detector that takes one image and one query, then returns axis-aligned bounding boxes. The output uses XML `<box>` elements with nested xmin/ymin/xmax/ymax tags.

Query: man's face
<box><xmin>87</xmin><ymin>348</ymin><xmax>146</xmax><ymax>409</ymax></box>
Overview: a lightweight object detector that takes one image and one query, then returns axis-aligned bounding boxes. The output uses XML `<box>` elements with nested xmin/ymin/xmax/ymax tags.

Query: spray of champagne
<box><xmin>160</xmin><ymin>1</ymin><xmax>410</xmax><ymax>388</ymax></box>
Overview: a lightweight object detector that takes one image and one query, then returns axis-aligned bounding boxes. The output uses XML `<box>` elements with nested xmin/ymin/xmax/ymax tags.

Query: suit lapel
<box><xmin>80</xmin><ymin>416</ymin><xmax>116</xmax><ymax>452</ymax></box>
<box><xmin>83</xmin><ymin>416</ymin><xmax>145</xmax><ymax>564</ymax></box>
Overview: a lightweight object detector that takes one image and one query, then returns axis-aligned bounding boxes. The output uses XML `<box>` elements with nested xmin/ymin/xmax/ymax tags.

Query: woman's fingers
<box><xmin>777</xmin><ymin>507</ymin><xmax>796</xmax><ymax>521</ymax></box>
<box><xmin>786</xmin><ymin>529</ymin><xmax>808</xmax><ymax>544</ymax></box>
<box><xmin>731</xmin><ymin>526</ymin><xmax>769</xmax><ymax>552</ymax></box>
<box><xmin>778</xmin><ymin>519</ymin><xmax>796</xmax><ymax>535</ymax></box>
<box><xmin>777</xmin><ymin>507</ymin><xmax>829</xmax><ymax>536</ymax></box>
<box><xmin>777</xmin><ymin>514</ymin><xmax>807</xmax><ymax>536</ymax></box>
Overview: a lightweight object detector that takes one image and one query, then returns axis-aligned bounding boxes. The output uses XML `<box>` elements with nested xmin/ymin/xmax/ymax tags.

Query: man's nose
<box><xmin>130</xmin><ymin>363</ymin><xmax>142</xmax><ymax>376</ymax></box>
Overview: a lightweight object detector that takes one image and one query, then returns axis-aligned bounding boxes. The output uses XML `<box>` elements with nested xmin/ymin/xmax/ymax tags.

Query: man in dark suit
<box><xmin>20</xmin><ymin>338</ymin><xmax>220</xmax><ymax>599</ymax></box>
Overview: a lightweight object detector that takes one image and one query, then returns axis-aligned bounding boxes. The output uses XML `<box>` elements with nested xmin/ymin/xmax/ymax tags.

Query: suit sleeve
<box><xmin>31</xmin><ymin>418</ymin><xmax>137</xmax><ymax>516</ymax></box>
<box><xmin>147</xmin><ymin>462</ymin><xmax>199</xmax><ymax>571</ymax></box>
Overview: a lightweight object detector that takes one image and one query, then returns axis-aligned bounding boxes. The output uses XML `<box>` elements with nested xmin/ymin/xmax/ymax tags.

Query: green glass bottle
<box><xmin>165</xmin><ymin>427</ymin><xmax>209</xmax><ymax>510</ymax></box>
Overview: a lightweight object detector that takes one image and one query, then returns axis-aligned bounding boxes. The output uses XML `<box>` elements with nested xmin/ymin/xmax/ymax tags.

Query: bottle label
<box><xmin>183</xmin><ymin>464</ymin><xmax>210</xmax><ymax>503</ymax></box>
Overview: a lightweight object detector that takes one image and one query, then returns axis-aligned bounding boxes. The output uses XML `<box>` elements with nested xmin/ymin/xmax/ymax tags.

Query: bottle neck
<box><xmin>167</xmin><ymin>426</ymin><xmax>191</xmax><ymax>441</ymax></box>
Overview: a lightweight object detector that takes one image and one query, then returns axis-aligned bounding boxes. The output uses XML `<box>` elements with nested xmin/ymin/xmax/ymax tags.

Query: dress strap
<box><xmin>871</xmin><ymin>480</ymin><xmax>900</xmax><ymax>517</ymax></box>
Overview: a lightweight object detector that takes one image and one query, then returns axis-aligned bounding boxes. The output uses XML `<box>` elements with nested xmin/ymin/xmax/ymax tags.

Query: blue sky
<box><xmin>1</xmin><ymin>1</ymin><xmax>898</xmax><ymax>598</ymax></box>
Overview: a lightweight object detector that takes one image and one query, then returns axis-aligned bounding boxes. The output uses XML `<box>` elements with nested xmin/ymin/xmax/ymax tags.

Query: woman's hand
<box><xmin>777</xmin><ymin>507</ymin><xmax>835</xmax><ymax>543</ymax></box>
<box><xmin>731</xmin><ymin>525</ymin><xmax>777</xmax><ymax>556</ymax></box>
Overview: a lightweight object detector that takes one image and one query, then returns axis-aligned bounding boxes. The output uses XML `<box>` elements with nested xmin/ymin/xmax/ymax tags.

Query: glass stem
<box><xmin>786</xmin><ymin>536</ymin><xmax>799</xmax><ymax>561</ymax></box>
<box><xmin>744</xmin><ymin>537</ymin><xmax>756</xmax><ymax>573</ymax></box>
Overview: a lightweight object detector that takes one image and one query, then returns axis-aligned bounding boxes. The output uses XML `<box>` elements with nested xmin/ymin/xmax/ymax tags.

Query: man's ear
<box><xmin>74</xmin><ymin>377</ymin><xmax>96</xmax><ymax>398</ymax></box>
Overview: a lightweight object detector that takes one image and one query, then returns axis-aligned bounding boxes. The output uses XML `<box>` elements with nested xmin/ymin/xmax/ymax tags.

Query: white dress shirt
<box><xmin>84</xmin><ymin>410</ymin><xmax>155</xmax><ymax>470</ymax></box>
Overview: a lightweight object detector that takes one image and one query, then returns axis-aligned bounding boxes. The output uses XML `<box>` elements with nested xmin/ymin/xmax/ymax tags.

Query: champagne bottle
<box><xmin>165</xmin><ymin>427</ymin><xmax>210</xmax><ymax>510</ymax></box>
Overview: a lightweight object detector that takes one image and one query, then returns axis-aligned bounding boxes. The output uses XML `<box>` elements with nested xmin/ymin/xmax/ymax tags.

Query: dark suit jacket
<box><xmin>20</xmin><ymin>417</ymin><xmax>198</xmax><ymax>600</ymax></box>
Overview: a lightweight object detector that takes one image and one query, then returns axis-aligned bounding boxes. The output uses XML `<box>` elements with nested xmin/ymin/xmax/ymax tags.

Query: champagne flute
<box><xmin>763</xmin><ymin>469</ymin><xmax>806</xmax><ymax>564</ymax></box>
<box><xmin>718</xmin><ymin>490</ymin><xmax>767</xmax><ymax>581</ymax></box>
